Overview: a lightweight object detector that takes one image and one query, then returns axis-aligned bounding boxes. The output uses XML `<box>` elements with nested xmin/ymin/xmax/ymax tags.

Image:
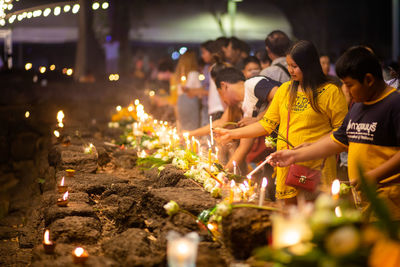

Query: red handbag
<box><xmin>284</xmin><ymin>109</ymin><xmax>324</xmax><ymax>192</ymax></box>
<box><xmin>285</xmin><ymin>164</ymin><xmax>322</xmax><ymax>192</ymax></box>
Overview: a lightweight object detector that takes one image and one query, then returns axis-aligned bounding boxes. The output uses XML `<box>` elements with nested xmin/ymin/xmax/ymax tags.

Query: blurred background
<box><xmin>0</xmin><ymin>0</ymin><xmax>398</xmax><ymax>82</ymax></box>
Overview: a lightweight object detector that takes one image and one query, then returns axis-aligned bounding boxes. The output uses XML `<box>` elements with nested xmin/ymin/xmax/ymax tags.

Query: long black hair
<box><xmin>288</xmin><ymin>40</ymin><xmax>328</xmax><ymax>113</ymax></box>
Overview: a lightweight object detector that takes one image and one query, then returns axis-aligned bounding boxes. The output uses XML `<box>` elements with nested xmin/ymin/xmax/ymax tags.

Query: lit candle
<box><xmin>247</xmin><ymin>175</ymin><xmax>252</xmax><ymax>187</ymax></box>
<box><xmin>57</xmin><ymin>191</ymin><xmax>69</xmax><ymax>207</ymax></box>
<box><xmin>72</xmin><ymin>247</ymin><xmax>89</xmax><ymax>264</ymax></box>
<box><xmin>331</xmin><ymin>179</ymin><xmax>340</xmax><ymax>201</ymax></box>
<box><xmin>186</xmin><ymin>139</ymin><xmax>191</xmax><ymax>151</ymax></box>
<box><xmin>233</xmin><ymin>161</ymin><xmax>237</xmax><ymax>175</ymax></box>
<box><xmin>43</xmin><ymin>230</ymin><xmax>56</xmax><ymax>254</ymax></box>
<box><xmin>167</xmin><ymin>233</ymin><xmax>199</xmax><ymax>267</ymax></box>
<box><xmin>247</xmin><ymin>155</ymin><xmax>272</xmax><ymax>177</ymax></box>
<box><xmin>57</xmin><ymin>110</ymin><xmax>64</xmax><ymax>128</ymax></box>
<box><xmin>58</xmin><ymin>177</ymin><xmax>68</xmax><ymax>193</ymax></box>
<box><xmin>209</xmin><ymin>116</ymin><xmax>214</xmax><ymax>146</ymax></box>
<box><xmin>258</xmin><ymin>178</ymin><xmax>268</xmax><ymax>206</ymax></box>
<box><xmin>335</xmin><ymin>206</ymin><xmax>342</xmax><ymax>217</ymax></box>
<box><xmin>207</xmin><ymin>139</ymin><xmax>212</xmax><ymax>167</ymax></box>
<box><xmin>191</xmin><ymin>137</ymin><xmax>196</xmax><ymax>153</ymax></box>
<box><xmin>229</xmin><ymin>180</ymin><xmax>235</xmax><ymax>203</ymax></box>
<box><xmin>196</xmin><ymin>140</ymin><xmax>200</xmax><ymax>155</ymax></box>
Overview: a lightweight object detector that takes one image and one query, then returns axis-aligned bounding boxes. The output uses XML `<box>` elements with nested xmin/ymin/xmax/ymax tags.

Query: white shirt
<box><xmin>241</xmin><ymin>76</ymin><xmax>280</xmax><ymax>118</ymax></box>
<box><xmin>259</xmin><ymin>57</ymin><xmax>290</xmax><ymax>83</ymax></box>
<box><xmin>208</xmin><ymin>79</ymin><xmax>224</xmax><ymax>115</ymax></box>
<box><xmin>178</xmin><ymin>71</ymin><xmax>201</xmax><ymax>95</ymax></box>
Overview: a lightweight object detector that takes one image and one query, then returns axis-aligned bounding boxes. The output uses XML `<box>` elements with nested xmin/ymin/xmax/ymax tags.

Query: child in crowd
<box><xmin>267</xmin><ymin>46</ymin><xmax>400</xmax><ymax>218</ymax></box>
<box><xmin>214</xmin><ymin>40</ymin><xmax>348</xmax><ymax>204</ymax></box>
<box><xmin>241</xmin><ymin>56</ymin><xmax>262</xmax><ymax>79</ymax></box>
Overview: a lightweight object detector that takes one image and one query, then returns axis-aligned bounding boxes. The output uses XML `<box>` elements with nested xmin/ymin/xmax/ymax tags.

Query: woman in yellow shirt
<box><xmin>214</xmin><ymin>40</ymin><xmax>348</xmax><ymax>204</ymax></box>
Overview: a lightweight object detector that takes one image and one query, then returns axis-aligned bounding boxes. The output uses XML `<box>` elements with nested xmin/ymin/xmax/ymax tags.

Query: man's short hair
<box><xmin>265</xmin><ymin>30</ymin><xmax>291</xmax><ymax>57</ymax></box>
<box><xmin>215</xmin><ymin>67</ymin><xmax>246</xmax><ymax>89</ymax></box>
<box><xmin>335</xmin><ymin>46</ymin><xmax>383</xmax><ymax>82</ymax></box>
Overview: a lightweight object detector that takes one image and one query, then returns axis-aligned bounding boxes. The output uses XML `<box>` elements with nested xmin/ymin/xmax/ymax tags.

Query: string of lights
<box><xmin>0</xmin><ymin>1</ymin><xmax>109</xmax><ymax>27</ymax></box>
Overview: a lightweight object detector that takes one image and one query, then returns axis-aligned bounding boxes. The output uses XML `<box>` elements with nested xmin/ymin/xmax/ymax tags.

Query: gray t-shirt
<box><xmin>259</xmin><ymin>57</ymin><xmax>290</xmax><ymax>83</ymax></box>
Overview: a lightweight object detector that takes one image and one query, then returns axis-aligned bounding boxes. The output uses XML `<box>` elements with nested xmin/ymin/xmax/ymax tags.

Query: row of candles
<box><xmin>43</xmin><ymin>169</ymin><xmax>89</xmax><ymax>263</ymax></box>
<box><xmin>43</xmin><ymin>229</ymin><xmax>89</xmax><ymax>263</ymax></box>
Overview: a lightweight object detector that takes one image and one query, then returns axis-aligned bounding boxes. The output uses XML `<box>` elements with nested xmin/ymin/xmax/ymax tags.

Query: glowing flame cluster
<box><xmin>57</xmin><ymin>110</ymin><xmax>64</xmax><ymax>128</ymax></box>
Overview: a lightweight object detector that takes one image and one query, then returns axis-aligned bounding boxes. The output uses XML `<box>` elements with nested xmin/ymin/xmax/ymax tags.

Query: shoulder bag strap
<box><xmin>275</xmin><ymin>63</ymin><xmax>290</xmax><ymax>77</ymax></box>
<box><xmin>286</xmin><ymin>103</ymin><xmax>326</xmax><ymax>170</ymax></box>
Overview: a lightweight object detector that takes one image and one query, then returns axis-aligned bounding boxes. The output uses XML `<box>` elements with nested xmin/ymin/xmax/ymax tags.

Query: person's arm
<box><xmin>368</xmin><ymin>152</ymin><xmax>400</xmax><ymax>182</ymax></box>
<box><xmin>225</xmin><ymin>138</ymin><xmax>254</xmax><ymax>171</ymax></box>
<box><xmin>268</xmin><ymin>135</ymin><xmax>346</xmax><ymax>167</ymax></box>
<box><xmin>214</xmin><ymin>121</ymin><xmax>268</xmax><ymax>144</ymax></box>
<box><xmin>188</xmin><ymin>107</ymin><xmax>228</xmax><ymax>137</ymax></box>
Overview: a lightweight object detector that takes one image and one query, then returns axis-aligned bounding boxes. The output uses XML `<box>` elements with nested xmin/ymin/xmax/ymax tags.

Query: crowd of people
<box><xmin>149</xmin><ymin>30</ymin><xmax>400</xmax><ymax>217</ymax></box>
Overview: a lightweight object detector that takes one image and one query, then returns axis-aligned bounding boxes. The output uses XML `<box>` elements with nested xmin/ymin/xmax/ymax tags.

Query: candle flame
<box><xmin>128</xmin><ymin>105</ymin><xmax>134</xmax><ymax>112</ymax></box>
<box><xmin>44</xmin><ymin>230</ymin><xmax>51</xmax><ymax>244</ymax></box>
<box><xmin>239</xmin><ymin>184</ymin><xmax>247</xmax><ymax>192</ymax></box>
<box><xmin>74</xmin><ymin>247</ymin><xmax>84</xmax><ymax>257</ymax></box>
<box><xmin>57</xmin><ymin>110</ymin><xmax>64</xmax><ymax>123</ymax></box>
<box><xmin>134</xmin><ymin>99</ymin><xmax>139</xmax><ymax>106</ymax></box>
<box><xmin>261</xmin><ymin>177</ymin><xmax>268</xmax><ymax>188</ymax></box>
<box><xmin>177</xmin><ymin>241</ymin><xmax>189</xmax><ymax>254</ymax></box>
<box><xmin>180</xmin><ymin>76</ymin><xmax>186</xmax><ymax>83</ymax></box>
<box><xmin>54</xmin><ymin>130</ymin><xmax>60</xmax><ymax>138</ymax></box>
<box><xmin>281</xmin><ymin>228</ymin><xmax>301</xmax><ymax>247</ymax></box>
<box><xmin>233</xmin><ymin>161</ymin><xmax>236</xmax><ymax>167</ymax></box>
<box><xmin>335</xmin><ymin>206</ymin><xmax>342</xmax><ymax>217</ymax></box>
<box><xmin>60</xmin><ymin>177</ymin><xmax>64</xmax><ymax>186</ymax></box>
<box><xmin>62</xmin><ymin>191</ymin><xmax>68</xmax><ymax>201</ymax></box>
<box><xmin>116</xmin><ymin>105</ymin><xmax>122</xmax><ymax>112</ymax></box>
<box><xmin>207</xmin><ymin>223</ymin><xmax>215</xmax><ymax>231</ymax></box>
<box><xmin>331</xmin><ymin>179</ymin><xmax>340</xmax><ymax>195</ymax></box>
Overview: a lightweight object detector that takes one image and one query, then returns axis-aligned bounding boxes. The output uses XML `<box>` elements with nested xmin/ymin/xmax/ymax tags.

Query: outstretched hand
<box><xmin>213</xmin><ymin>127</ymin><xmax>233</xmax><ymax>145</ymax></box>
<box><xmin>268</xmin><ymin>149</ymin><xmax>296</xmax><ymax>167</ymax></box>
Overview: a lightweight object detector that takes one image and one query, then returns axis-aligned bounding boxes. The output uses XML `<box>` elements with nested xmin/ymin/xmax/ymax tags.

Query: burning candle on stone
<box><xmin>258</xmin><ymin>178</ymin><xmax>268</xmax><ymax>206</ymax></box>
<box><xmin>57</xmin><ymin>191</ymin><xmax>69</xmax><ymax>207</ymax></box>
<box><xmin>43</xmin><ymin>230</ymin><xmax>56</xmax><ymax>254</ymax></box>
<box><xmin>72</xmin><ymin>247</ymin><xmax>89</xmax><ymax>264</ymax></box>
<box><xmin>58</xmin><ymin>177</ymin><xmax>67</xmax><ymax>193</ymax></box>
<box><xmin>331</xmin><ymin>179</ymin><xmax>340</xmax><ymax>201</ymax></box>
